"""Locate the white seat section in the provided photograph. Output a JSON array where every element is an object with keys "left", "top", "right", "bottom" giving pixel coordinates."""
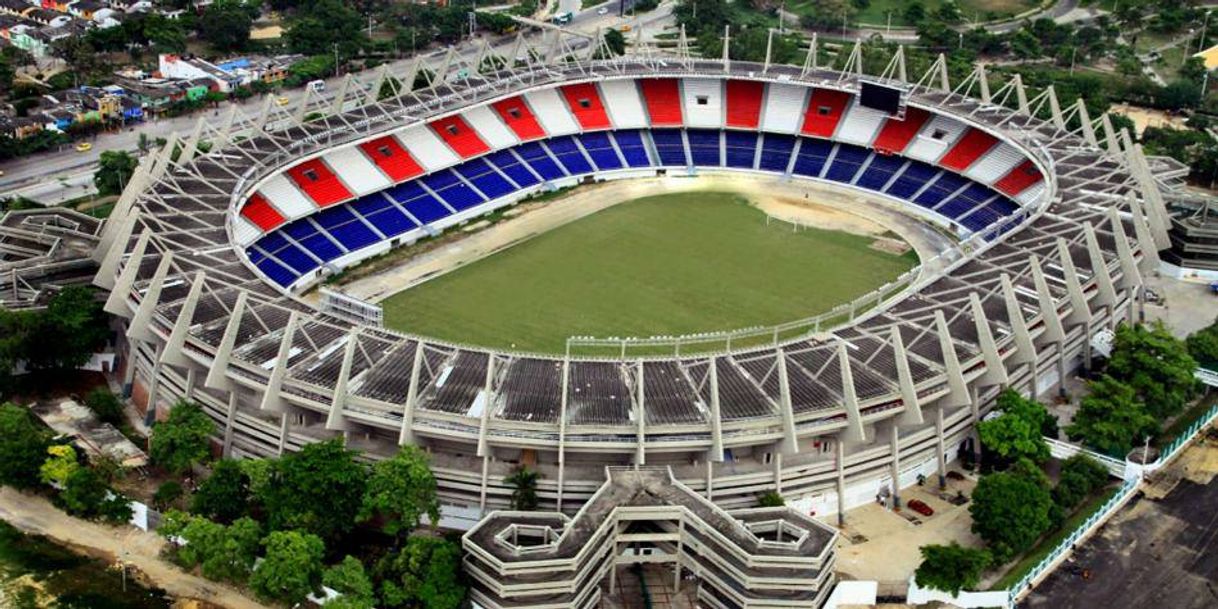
[
  {"left": 904, "top": 114, "right": 968, "bottom": 164},
  {"left": 259, "top": 174, "right": 314, "bottom": 219},
  {"left": 760, "top": 83, "right": 807, "bottom": 134},
  {"left": 599, "top": 79, "right": 648, "bottom": 129},
  {"left": 394, "top": 125, "right": 459, "bottom": 172},
  {"left": 1015, "top": 181, "right": 1046, "bottom": 206},
  {"left": 463, "top": 104, "right": 519, "bottom": 150},
  {"left": 963, "top": 142, "right": 1025, "bottom": 184},
  {"left": 525, "top": 88, "right": 580, "bottom": 136},
  {"left": 835, "top": 100, "right": 888, "bottom": 146},
  {"left": 233, "top": 217, "right": 262, "bottom": 247},
  {"left": 681, "top": 78, "right": 723, "bottom": 129},
  {"left": 325, "top": 146, "right": 391, "bottom": 196}
]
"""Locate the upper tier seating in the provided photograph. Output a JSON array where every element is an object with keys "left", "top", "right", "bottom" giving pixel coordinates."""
[
  {"left": 491, "top": 97, "right": 547, "bottom": 141},
  {"left": 904, "top": 114, "right": 968, "bottom": 164},
  {"left": 801, "top": 89, "right": 851, "bottom": 138},
  {"left": 561, "top": 83, "right": 612, "bottom": 130},
  {"left": 913, "top": 171, "right": 969, "bottom": 209},
  {"left": 429, "top": 115, "right": 490, "bottom": 158},
  {"left": 872, "top": 107, "right": 931, "bottom": 155},
  {"left": 994, "top": 160, "right": 1043, "bottom": 196},
  {"left": 314, "top": 205, "right": 381, "bottom": 251},
  {"left": 396, "top": 125, "right": 459, "bottom": 171},
  {"left": 938, "top": 128, "right": 999, "bottom": 172},
  {"left": 462, "top": 105, "right": 519, "bottom": 150},
  {"left": 835, "top": 101, "right": 889, "bottom": 146},
  {"left": 651, "top": 129, "right": 689, "bottom": 166},
  {"left": 351, "top": 193, "right": 418, "bottom": 238},
  {"left": 761, "top": 83, "right": 807, "bottom": 134},
  {"left": 682, "top": 79, "right": 723, "bottom": 129},
  {"left": 600, "top": 79, "right": 649, "bottom": 129},
  {"left": 257, "top": 174, "right": 315, "bottom": 219},
  {"left": 725, "top": 80, "right": 764, "bottom": 129},
  {"left": 286, "top": 159, "right": 353, "bottom": 207},
  {"left": 1015, "top": 181, "right": 1046, "bottom": 206},
  {"left": 639, "top": 79, "right": 683, "bottom": 126},
  {"left": 387, "top": 182, "right": 450, "bottom": 224},
  {"left": 359, "top": 136, "right": 424, "bottom": 183},
  {"left": 280, "top": 217, "right": 342, "bottom": 264},
  {"left": 687, "top": 129, "right": 722, "bottom": 166},
  {"left": 240, "top": 193, "right": 286, "bottom": 232},
  {"left": 526, "top": 88, "right": 582, "bottom": 136},
  {"left": 325, "top": 146, "right": 391, "bottom": 196},
  {"left": 724, "top": 131, "right": 758, "bottom": 168}
]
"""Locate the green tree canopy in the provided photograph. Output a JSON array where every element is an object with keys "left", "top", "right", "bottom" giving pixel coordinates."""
[
  {"left": 149, "top": 400, "right": 215, "bottom": 474},
  {"left": 160, "top": 511, "right": 261, "bottom": 583},
  {"left": 1066, "top": 375, "right": 1158, "bottom": 456},
  {"left": 190, "top": 458, "right": 252, "bottom": 524},
  {"left": 93, "top": 150, "right": 138, "bottom": 197},
  {"left": 504, "top": 465, "right": 540, "bottom": 511},
  {"left": 0, "top": 403, "right": 54, "bottom": 488},
  {"left": 58, "top": 467, "right": 133, "bottom": 524},
  {"left": 969, "top": 470, "right": 1053, "bottom": 561},
  {"left": 258, "top": 438, "right": 365, "bottom": 542},
  {"left": 40, "top": 445, "right": 81, "bottom": 488},
  {"left": 84, "top": 387, "right": 124, "bottom": 426},
  {"left": 1053, "top": 454, "right": 1110, "bottom": 511},
  {"left": 914, "top": 542, "right": 991, "bottom": 595},
  {"left": 198, "top": 0, "right": 256, "bottom": 52},
  {"left": 358, "top": 446, "right": 440, "bottom": 537},
  {"left": 978, "top": 407, "right": 1049, "bottom": 465},
  {"left": 323, "top": 555, "right": 375, "bottom": 603},
  {"left": 376, "top": 536, "right": 465, "bottom": 609},
  {"left": 1187, "top": 317, "right": 1218, "bottom": 369},
  {"left": 20, "top": 286, "right": 110, "bottom": 373},
  {"left": 286, "top": 0, "right": 365, "bottom": 57},
  {"left": 1106, "top": 322, "right": 1198, "bottom": 419},
  {"left": 250, "top": 530, "right": 326, "bottom": 605}
]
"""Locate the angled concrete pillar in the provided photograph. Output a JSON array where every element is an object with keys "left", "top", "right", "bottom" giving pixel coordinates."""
[
  {"left": 1107, "top": 207, "right": 1142, "bottom": 291},
  {"left": 94, "top": 168, "right": 147, "bottom": 265},
  {"left": 1128, "top": 197, "right": 1162, "bottom": 271},
  {"left": 934, "top": 311, "right": 970, "bottom": 409},
  {"left": 970, "top": 292, "right": 1008, "bottom": 387},
  {"left": 126, "top": 251, "right": 174, "bottom": 343},
  {"left": 221, "top": 391, "right": 239, "bottom": 456},
  {"left": 635, "top": 360, "right": 646, "bottom": 466},
  {"left": 276, "top": 412, "right": 291, "bottom": 456},
  {"left": 1100, "top": 113, "right": 1121, "bottom": 158},
  {"left": 476, "top": 354, "right": 497, "bottom": 457},
  {"left": 176, "top": 117, "right": 206, "bottom": 166},
  {"left": 259, "top": 311, "right": 299, "bottom": 413},
  {"left": 397, "top": 342, "right": 426, "bottom": 446},
  {"left": 838, "top": 342, "right": 866, "bottom": 444},
  {"left": 707, "top": 358, "right": 725, "bottom": 463},
  {"left": 892, "top": 326, "right": 923, "bottom": 426},
  {"left": 835, "top": 439, "right": 847, "bottom": 526},
  {"left": 1075, "top": 99, "right": 1099, "bottom": 148},
  {"left": 889, "top": 424, "right": 901, "bottom": 509},
  {"left": 775, "top": 349, "right": 799, "bottom": 455},
  {"left": 1084, "top": 223, "right": 1118, "bottom": 311},
  {"left": 204, "top": 291, "right": 248, "bottom": 391},
  {"left": 935, "top": 407, "right": 947, "bottom": 489},
  {"left": 325, "top": 331, "right": 359, "bottom": 432},
  {"left": 103, "top": 229, "right": 149, "bottom": 315},
  {"left": 556, "top": 358, "right": 570, "bottom": 510},
  {"left": 1056, "top": 238, "right": 1092, "bottom": 328},
  {"left": 160, "top": 271, "right": 206, "bottom": 367},
  {"left": 1000, "top": 274, "right": 1038, "bottom": 373},
  {"left": 95, "top": 208, "right": 141, "bottom": 286},
  {"left": 1030, "top": 257, "right": 1066, "bottom": 344}
]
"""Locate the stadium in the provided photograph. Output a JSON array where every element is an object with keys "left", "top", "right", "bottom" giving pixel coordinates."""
[{"left": 82, "top": 29, "right": 1183, "bottom": 608}]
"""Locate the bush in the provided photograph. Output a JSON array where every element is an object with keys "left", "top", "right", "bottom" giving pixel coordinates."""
[
  {"left": 0, "top": 403, "right": 54, "bottom": 489},
  {"left": 154, "top": 480, "right": 184, "bottom": 510},
  {"left": 58, "top": 467, "right": 132, "bottom": 524},
  {"left": 757, "top": 491, "right": 785, "bottom": 507},
  {"left": 84, "top": 388, "right": 124, "bottom": 426},
  {"left": 915, "top": 543, "right": 991, "bottom": 595}
]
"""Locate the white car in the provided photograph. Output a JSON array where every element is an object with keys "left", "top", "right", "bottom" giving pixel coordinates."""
[{"left": 597, "top": 7, "right": 608, "bottom": 15}]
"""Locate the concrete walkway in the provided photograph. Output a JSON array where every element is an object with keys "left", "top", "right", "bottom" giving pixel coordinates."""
[{"left": 0, "top": 487, "right": 269, "bottom": 609}]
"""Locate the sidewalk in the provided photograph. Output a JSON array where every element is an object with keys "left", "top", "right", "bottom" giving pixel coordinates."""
[{"left": 0, "top": 487, "right": 269, "bottom": 609}]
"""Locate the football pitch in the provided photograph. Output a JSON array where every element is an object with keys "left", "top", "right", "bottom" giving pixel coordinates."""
[{"left": 380, "top": 192, "right": 918, "bottom": 353}]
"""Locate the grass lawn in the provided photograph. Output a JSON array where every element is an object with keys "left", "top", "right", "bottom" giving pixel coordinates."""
[
  {"left": 1153, "top": 390, "right": 1218, "bottom": 448},
  {"left": 380, "top": 192, "right": 917, "bottom": 353},
  {"left": 990, "top": 484, "right": 1122, "bottom": 590}
]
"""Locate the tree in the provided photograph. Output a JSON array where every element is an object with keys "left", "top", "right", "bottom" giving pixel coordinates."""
[
  {"left": 198, "top": 0, "right": 254, "bottom": 52},
  {"left": 969, "top": 471, "right": 1053, "bottom": 561},
  {"left": 286, "top": 0, "right": 364, "bottom": 57},
  {"left": 1187, "top": 317, "right": 1218, "bottom": 368},
  {"left": 161, "top": 511, "right": 261, "bottom": 583},
  {"left": 504, "top": 466, "right": 540, "bottom": 511},
  {"left": 93, "top": 150, "right": 138, "bottom": 197},
  {"left": 84, "top": 387, "right": 124, "bottom": 426},
  {"left": 603, "top": 29, "right": 626, "bottom": 57},
  {"left": 258, "top": 438, "right": 365, "bottom": 542},
  {"left": 377, "top": 536, "right": 465, "bottom": 609},
  {"left": 191, "top": 459, "right": 251, "bottom": 523},
  {"left": 0, "top": 403, "right": 54, "bottom": 489},
  {"left": 757, "top": 491, "right": 785, "bottom": 507},
  {"left": 1066, "top": 375, "right": 1159, "bottom": 456},
  {"left": 798, "top": 0, "right": 858, "bottom": 30},
  {"left": 250, "top": 530, "right": 326, "bottom": 605},
  {"left": 40, "top": 445, "right": 82, "bottom": 487},
  {"left": 21, "top": 286, "right": 110, "bottom": 373},
  {"left": 1106, "top": 322, "right": 1199, "bottom": 419},
  {"left": 153, "top": 480, "right": 184, "bottom": 510},
  {"left": 358, "top": 446, "right": 440, "bottom": 537},
  {"left": 323, "top": 555, "right": 375, "bottom": 603},
  {"left": 914, "top": 543, "right": 991, "bottom": 595},
  {"left": 1053, "top": 454, "right": 1110, "bottom": 511},
  {"left": 58, "top": 467, "right": 133, "bottom": 524},
  {"left": 149, "top": 400, "right": 215, "bottom": 474}
]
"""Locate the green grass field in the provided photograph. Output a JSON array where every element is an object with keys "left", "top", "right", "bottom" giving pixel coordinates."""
[{"left": 380, "top": 192, "right": 917, "bottom": 353}]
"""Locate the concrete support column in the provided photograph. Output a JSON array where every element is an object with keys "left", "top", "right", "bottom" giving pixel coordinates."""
[
  {"left": 835, "top": 439, "right": 847, "bottom": 526},
  {"left": 776, "top": 349, "right": 798, "bottom": 454},
  {"left": 222, "top": 391, "right": 238, "bottom": 456},
  {"left": 276, "top": 412, "right": 290, "bottom": 456},
  {"left": 204, "top": 292, "right": 248, "bottom": 391},
  {"left": 935, "top": 408, "right": 947, "bottom": 489},
  {"left": 127, "top": 251, "right": 173, "bottom": 341},
  {"left": 479, "top": 455, "right": 490, "bottom": 511},
  {"left": 889, "top": 424, "right": 901, "bottom": 509},
  {"left": 892, "top": 326, "right": 923, "bottom": 426},
  {"left": 705, "top": 461, "right": 714, "bottom": 501},
  {"left": 773, "top": 451, "right": 783, "bottom": 495},
  {"left": 838, "top": 342, "right": 866, "bottom": 443},
  {"left": 398, "top": 342, "right": 426, "bottom": 446},
  {"left": 145, "top": 342, "right": 164, "bottom": 416},
  {"left": 634, "top": 360, "right": 645, "bottom": 467},
  {"left": 161, "top": 272, "right": 205, "bottom": 368},
  {"left": 259, "top": 312, "right": 299, "bottom": 414},
  {"left": 556, "top": 358, "right": 570, "bottom": 510},
  {"left": 708, "top": 358, "right": 725, "bottom": 462},
  {"left": 325, "top": 331, "right": 358, "bottom": 432}
]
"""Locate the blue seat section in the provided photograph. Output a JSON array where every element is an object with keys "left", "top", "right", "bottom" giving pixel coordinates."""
[
  {"left": 514, "top": 142, "right": 566, "bottom": 181},
  {"left": 989, "top": 197, "right": 1020, "bottom": 216},
  {"left": 267, "top": 240, "right": 316, "bottom": 274},
  {"left": 545, "top": 136, "right": 595, "bottom": 176},
  {"left": 651, "top": 129, "right": 688, "bottom": 166},
  {"left": 423, "top": 169, "right": 485, "bottom": 211},
  {"left": 280, "top": 216, "right": 343, "bottom": 262},
  {"left": 256, "top": 257, "right": 298, "bottom": 287},
  {"left": 316, "top": 205, "right": 380, "bottom": 251},
  {"left": 913, "top": 171, "right": 968, "bottom": 208},
  {"left": 454, "top": 158, "right": 516, "bottom": 200},
  {"left": 486, "top": 150, "right": 539, "bottom": 187},
  {"left": 256, "top": 231, "right": 289, "bottom": 254},
  {"left": 362, "top": 205, "right": 417, "bottom": 237},
  {"left": 578, "top": 132, "right": 623, "bottom": 171},
  {"left": 961, "top": 202, "right": 1005, "bottom": 231},
  {"left": 791, "top": 138, "right": 833, "bottom": 177},
  {"left": 386, "top": 182, "right": 451, "bottom": 224},
  {"left": 612, "top": 131, "right": 651, "bottom": 167},
  {"left": 687, "top": 129, "right": 721, "bottom": 166},
  {"left": 247, "top": 247, "right": 266, "bottom": 265},
  {"left": 825, "top": 145, "right": 870, "bottom": 183},
  {"left": 724, "top": 131, "right": 757, "bottom": 168},
  {"left": 855, "top": 154, "right": 904, "bottom": 191},
  {"left": 885, "top": 162, "right": 938, "bottom": 199},
  {"left": 758, "top": 134, "right": 796, "bottom": 172}
]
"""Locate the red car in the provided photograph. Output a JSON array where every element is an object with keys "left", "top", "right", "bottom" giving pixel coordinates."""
[{"left": 907, "top": 499, "right": 934, "bottom": 517}]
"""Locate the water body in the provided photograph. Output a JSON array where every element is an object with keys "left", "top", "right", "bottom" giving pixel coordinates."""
[{"left": 0, "top": 520, "right": 171, "bottom": 609}]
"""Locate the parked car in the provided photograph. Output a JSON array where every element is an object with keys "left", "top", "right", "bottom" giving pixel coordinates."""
[
  {"left": 275, "top": 96, "right": 291, "bottom": 107},
  {"left": 907, "top": 499, "right": 934, "bottom": 517},
  {"left": 75, "top": 142, "right": 92, "bottom": 153}
]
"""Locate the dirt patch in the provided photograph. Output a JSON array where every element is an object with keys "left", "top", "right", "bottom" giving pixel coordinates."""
[
  {"left": 870, "top": 238, "right": 911, "bottom": 256},
  {"left": 1109, "top": 103, "right": 1187, "bottom": 137},
  {"left": 750, "top": 195, "right": 888, "bottom": 237}
]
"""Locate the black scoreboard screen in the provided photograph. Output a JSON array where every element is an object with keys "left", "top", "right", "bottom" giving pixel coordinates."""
[{"left": 859, "top": 82, "right": 903, "bottom": 115}]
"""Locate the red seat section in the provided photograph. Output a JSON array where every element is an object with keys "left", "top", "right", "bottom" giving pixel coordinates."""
[
  {"left": 994, "top": 160, "right": 1042, "bottom": 196},
  {"left": 491, "top": 97, "right": 546, "bottom": 141},
  {"left": 939, "top": 128, "right": 999, "bottom": 171},
  {"left": 286, "top": 159, "right": 352, "bottom": 207},
  {"left": 725, "top": 80, "right": 764, "bottom": 129},
  {"left": 429, "top": 115, "right": 490, "bottom": 158},
  {"left": 359, "top": 136, "right": 423, "bottom": 183},
  {"left": 240, "top": 193, "right": 285, "bottom": 231},
  {"left": 800, "top": 89, "right": 851, "bottom": 138},
  {"left": 561, "top": 83, "right": 612, "bottom": 130},
  {"left": 872, "top": 107, "right": 931, "bottom": 154},
  {"left": 639, "top": 79, "right": 683, "bottom": 126}
]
